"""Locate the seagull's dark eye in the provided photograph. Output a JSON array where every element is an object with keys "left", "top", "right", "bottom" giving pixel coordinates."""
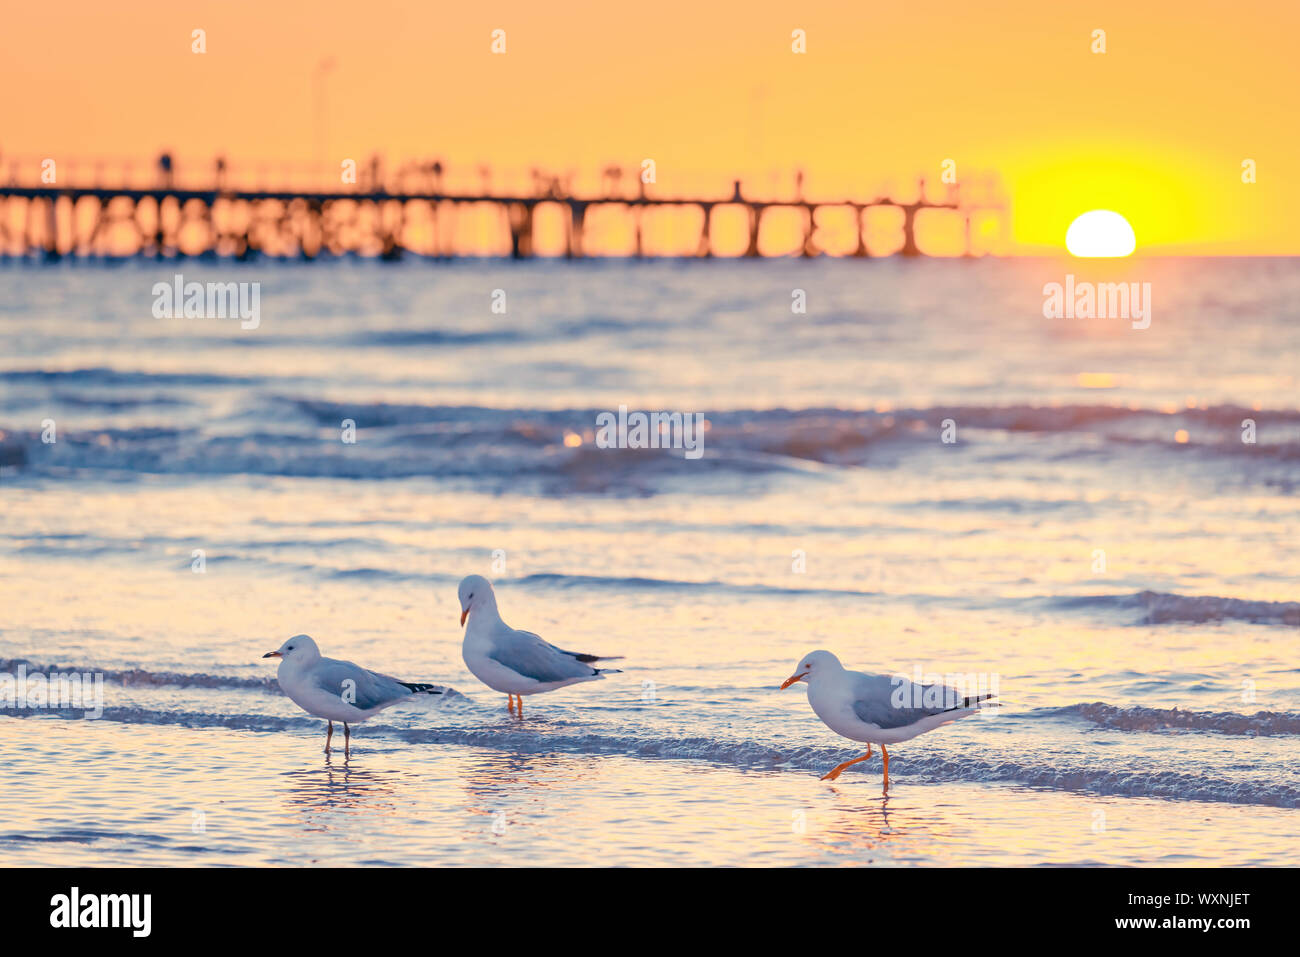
[
  {"left": 287, "top": 646, "right": 294, "bottom": 651},
  {"left": 468, "top": 593, "right": 474, "bottom": 600}
]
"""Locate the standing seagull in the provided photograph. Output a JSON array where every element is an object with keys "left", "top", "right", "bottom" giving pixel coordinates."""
[
  {"left": 262, "top": 634, "right": 444, "bottom": 754},
  {"left": 457, "top": 575, "right": 622, "bottom": 715},
  {"left": 780, "top": 650, "right": 993, "bottom": 790}
]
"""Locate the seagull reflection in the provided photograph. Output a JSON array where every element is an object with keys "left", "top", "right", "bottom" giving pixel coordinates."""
[
  {"left": 281, "top": 758, "right": 404, "bottom": 829},
  {"left": 458, "top": 750, "right": 595, "bottom": 800},
  {"left": 456, "top": 751, "right": 601, "bottom": 838},
  {"left": 799, "top": 790, "right": 962, "bottom": 861}
]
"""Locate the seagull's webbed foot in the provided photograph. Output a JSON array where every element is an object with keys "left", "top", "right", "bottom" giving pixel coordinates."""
[{"left": 820, "top": 745, "right": 873, "bottom": 781}]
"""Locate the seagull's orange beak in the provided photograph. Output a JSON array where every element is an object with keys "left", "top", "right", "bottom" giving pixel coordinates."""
[
  {"left": 780, "top": 673, "right": 805, "bottom": 689},
  {"left": 262, "top": 651, "right": 282, "bottom": 659},
  {"left": 460, "top": 609, "right": 468, "bottom": 627}
]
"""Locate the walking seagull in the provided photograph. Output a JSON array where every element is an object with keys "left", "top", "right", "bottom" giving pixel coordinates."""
[
  {"left": 457, "top": 575, "right": 622, "bottom": 715},
  {"left": 780, "top": 650, "right": 993, "bottom": 790},
  {"left": 263, "top": 634, "right": 444, "bottom": 754}
]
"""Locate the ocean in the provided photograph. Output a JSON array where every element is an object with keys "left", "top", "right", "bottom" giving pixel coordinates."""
[{"left": 1, "top": 255, "right": 1297, "bottom": 866}]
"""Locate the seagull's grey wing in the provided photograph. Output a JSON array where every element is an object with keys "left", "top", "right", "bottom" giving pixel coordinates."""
[
  {"left": 488, "top": 630, "right": 599, "bottom": 683},
  {"left": 850, "top": 674, "right": 966, "bottom": 729},
  {"left": 312, "top": 658, "right": 411, "bottom": 710}
]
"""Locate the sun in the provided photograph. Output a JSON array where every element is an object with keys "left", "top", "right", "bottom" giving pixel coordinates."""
[{"left": 1065, "top": 210, "right": 1136, "bottom": 257}]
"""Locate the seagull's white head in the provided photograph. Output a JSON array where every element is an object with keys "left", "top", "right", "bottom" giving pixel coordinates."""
[
  {"left": 263, "top": 634, "right": 320, "bottom": 664},
  {"left": 457, "top": 574, "right": 496, "bottom": 627},
  {"left": 780, "top": 650, "right": 843, "bottom": 689}
]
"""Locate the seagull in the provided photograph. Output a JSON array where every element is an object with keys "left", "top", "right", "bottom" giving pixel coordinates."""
[
  {"left": 457, "top": 574, "right": 622, "bottom": 715},
  {"left": 780, "top": 650, "right": 993, "bottom": 790},
  {"left": 262, "top": 634, "right": 444, "bottom": 754}
]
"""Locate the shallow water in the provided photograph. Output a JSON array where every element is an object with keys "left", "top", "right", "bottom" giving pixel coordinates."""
[{"left": 1, "top": 257, "right": 1297, "bottom": 865}]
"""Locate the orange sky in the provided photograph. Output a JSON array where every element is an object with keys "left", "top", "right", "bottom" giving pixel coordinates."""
[{"left": 2, "top": 0, "right": 1297, "bottom": 254}]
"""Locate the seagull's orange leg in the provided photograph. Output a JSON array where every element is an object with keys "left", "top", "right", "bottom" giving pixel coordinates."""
[
  {"left": 507, "top": 694, "right": 515, "bottom": 713},
  {"left": 325, "top": 720, "right": 333, "bottom": 754},
  {"left": 517, "top": 695, "right": 523, "bottom": 718},
  {"left": 821, "top": 744, "right": 872, "bottom": 781},
  {"left": 881, "top": 745, "right": 890, "bottom": 792}
]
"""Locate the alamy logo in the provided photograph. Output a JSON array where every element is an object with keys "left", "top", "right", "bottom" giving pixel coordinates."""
[
  {"left": 595, "top": 405, "right": 706, "bottom": 459},
  {"left": 889, "top": 667, "right": 999, "bottom": 710},
  {"left": 1, "top": 665, "right": 103, "bottom": 718},
  {"left": 50, "top": 887, "right": 151, "bottom": 937},
  {"left": 152, "top": 274, "right": 261, "bottom": 329},
  {"left": 1042, "top": 274, "right": 1151, "bottom": 329}
]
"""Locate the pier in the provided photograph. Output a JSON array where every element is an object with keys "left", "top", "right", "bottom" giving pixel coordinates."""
[{"left": 0, "top": 155, "right": 1005, "bottom": 261}]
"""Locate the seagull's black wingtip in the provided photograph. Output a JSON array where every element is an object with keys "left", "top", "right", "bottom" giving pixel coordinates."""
[{"left": 400, "top": 681, "right": 446, "bottom": 695}]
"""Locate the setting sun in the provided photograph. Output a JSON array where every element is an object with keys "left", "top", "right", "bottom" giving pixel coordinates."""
[{"left": 1066, "top": 210, "right": 1137, "bottom": 257}]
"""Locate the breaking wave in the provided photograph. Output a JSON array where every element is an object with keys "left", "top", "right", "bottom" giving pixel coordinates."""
[
  {"left": 7, "top": 699, "right": 1297, "bottom": 808},
  {"left": 3, "top": 400, "right": 1298, "bottom": 488},
  {"left": 1053, "top": 590, "right": 1300, "bottom": 626},
  {"left": 1054, "top": 702, "right": 1300, "bottom": 736}
]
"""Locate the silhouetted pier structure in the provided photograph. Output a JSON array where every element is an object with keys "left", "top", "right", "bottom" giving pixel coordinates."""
[{"left": 0, "top": 156, "right": 1005, "bottom": 262}]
